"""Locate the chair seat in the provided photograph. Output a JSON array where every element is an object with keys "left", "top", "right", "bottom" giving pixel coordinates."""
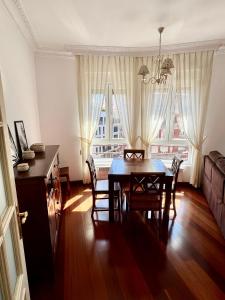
[
  {"left": 129, "top": 193, "right": 161, "bottom": 210},
  {"left": 95, "top": 180, "right": 120, "bottom": 194}
]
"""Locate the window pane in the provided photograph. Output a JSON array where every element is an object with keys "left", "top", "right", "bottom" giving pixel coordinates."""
[
  {"left": 171, "top": 99, "right": 186, "bottom": 139},
  {"left": 155, "top": 119, "right": 166, "bottom": 139},
  {"left": 95, "top": 97, "right": 106, "bottom": 139},
  {"left": 5, "top": 223, "right": 18, "bottom": 295},
  {"left": 91, "top": 143, "right": 127, "bottom": 158},
  {"left": 111, "top": 95, "right": 124, "bottom": 139},
  {"left": 150, "top": 144, "right": 189, "bottom": 160},
  {"left": 0, "top": 130, "right": 7, "bottom": 216}
]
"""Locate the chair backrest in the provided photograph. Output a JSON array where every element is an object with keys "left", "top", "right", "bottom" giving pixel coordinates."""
[
  {"left": 171, "top": 156, "right": 183, "bottom": 191},
  {"left": 130, "top": 172, "right": 165, "bottom": 209},
  {"left": 124, "top": 149, "right": 145, "bottom": 160},
  {"left": 86, "top": 155, "right": 97, "bottom": 191}
]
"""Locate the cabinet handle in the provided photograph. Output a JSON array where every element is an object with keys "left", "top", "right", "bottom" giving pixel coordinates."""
[{"left": 19, "top": 211, "right": 29, "bottom": 224}]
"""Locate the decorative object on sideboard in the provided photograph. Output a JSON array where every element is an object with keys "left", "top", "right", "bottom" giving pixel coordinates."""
[
  {"left": 14, "top": 120, "right": 29, "bottom": 157},
  {"left": 8, "top": 125, "right": 20, "bottom": 166},
  {"left": 22, "top": 150, "right": 35, "bottom": 160},
  {"left": 17, "top": 163, "right": 29, "bottom": 172},
  {"left": 30, "top": 143, "right": 45, "bottom": 153}
]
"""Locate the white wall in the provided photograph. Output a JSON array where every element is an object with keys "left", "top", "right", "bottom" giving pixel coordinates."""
[
  {"left": 0, "top": 1, "right": 41, "bottom": 143},
  {"left": 35, "top": 54, "right": 82, "bottom": 180},
  {"left": 204, "top": 52, "right": 225, "bottom": 156}
]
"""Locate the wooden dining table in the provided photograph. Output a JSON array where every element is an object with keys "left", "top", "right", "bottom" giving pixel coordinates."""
[{"left": 108, "top": 158, "right": 173, "bottom": 222}]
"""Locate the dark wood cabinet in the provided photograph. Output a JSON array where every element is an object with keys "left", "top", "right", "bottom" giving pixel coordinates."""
[{"left": 14, "top": 145, "right": 62, "bottom": 282}]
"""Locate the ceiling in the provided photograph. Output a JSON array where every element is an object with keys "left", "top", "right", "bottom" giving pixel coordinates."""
[{"left": 16, "top": 0, "right": 225, "bottom": 52}]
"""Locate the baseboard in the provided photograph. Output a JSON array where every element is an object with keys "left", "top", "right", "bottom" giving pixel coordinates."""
[
  {"left": 70, "top": 180, "right": 83, "bottom": 186},
  {"left": 177, "top": 182, "right": 191, "bottom": 188}
]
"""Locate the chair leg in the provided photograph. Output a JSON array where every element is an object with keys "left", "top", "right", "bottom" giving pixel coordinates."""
[
  {"left": 66, "top": 174, "right": 71, "bottom": 195},
  {"left": 125, "top": 194, "right": 129, "bottom": 212},
  {"left": 91, "top": 196, "right": 96, "bottom": 218},
  {"left": 172, "top": 191, "right": 177, "bottom": 217},
  {"left": 159, "top": 209, "right": 162, "bottom": 224}
]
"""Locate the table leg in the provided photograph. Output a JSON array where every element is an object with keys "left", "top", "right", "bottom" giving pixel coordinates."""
[
  {"left": 163, "top": 179, "right": 172, "bottom": 220},
  {"left": 108, "top": 176, "right": 114, "bottom": 222}
]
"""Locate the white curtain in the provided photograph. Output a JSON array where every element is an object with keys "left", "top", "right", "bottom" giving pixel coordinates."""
[
  {"left": 77, "top": 55, "right": 110, "bottom": 183},
  {"left": 137, "top": 56, "right": 173, "bottom": 158},
  {"left": 110, "top": 56, "right": 138, "bottom": 147},
  {"left": 175, "top": 51, "right": 214, "bottom": 187}
]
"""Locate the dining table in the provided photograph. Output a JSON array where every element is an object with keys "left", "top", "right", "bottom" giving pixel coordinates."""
[{"left": 108, "top": 158, "right": 173, "bottom": 222}]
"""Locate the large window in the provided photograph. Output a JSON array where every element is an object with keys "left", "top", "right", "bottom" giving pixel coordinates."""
[
  {"left": 92, "top": 86, "right": 190, "bottom": 162},
  {"left": 91, "top": 84, "right": 127, "bottom": 159},
  {"left": 150, "top": 92, "right": 189, "bottom": 161}
]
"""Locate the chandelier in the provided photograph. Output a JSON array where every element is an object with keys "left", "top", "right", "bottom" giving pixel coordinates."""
[{"left": 138, "top": 27, "right": 174, "bottom": 84}]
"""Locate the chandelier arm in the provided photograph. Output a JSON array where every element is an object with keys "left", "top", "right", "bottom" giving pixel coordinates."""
[
  {"left": 142, "top": 76, "right": 159, "bottom": 84},
  {"left": 137, "top": 27, "right": 173, "bottom": 85}
]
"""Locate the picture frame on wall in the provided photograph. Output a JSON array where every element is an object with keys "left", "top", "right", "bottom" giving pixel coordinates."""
[
  {"left": 14, "top": 120, "right": 29, "bottom": 157},
  {"left": 8, "top": 125, "right": 20, "bottom": 166}
]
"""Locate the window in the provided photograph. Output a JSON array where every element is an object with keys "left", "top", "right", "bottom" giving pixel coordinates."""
[
  {"left": 91, "top": 84, "right": 127, "bottom": 159},
  {"left": 92, "top": 85, "right": 189, "bottom": 162},
  {"left": 150, "top": 92, "right": 190, "bottom": 161}
]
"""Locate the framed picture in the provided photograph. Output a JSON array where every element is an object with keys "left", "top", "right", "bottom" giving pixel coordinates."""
[
  {"left": 14, "top": 120, "right": 29, "bottom": 156},
  {"left": 8, "top": 126, "right": 20, "bottom": 166}
]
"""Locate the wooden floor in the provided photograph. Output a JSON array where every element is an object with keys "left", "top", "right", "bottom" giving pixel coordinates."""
[{"left": 30, "top": 183, "right": 225, "bottom": 300}]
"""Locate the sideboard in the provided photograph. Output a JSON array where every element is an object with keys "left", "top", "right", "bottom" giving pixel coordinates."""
[{"left": 14, "top": 145, "right": 62, "bottom": 282}]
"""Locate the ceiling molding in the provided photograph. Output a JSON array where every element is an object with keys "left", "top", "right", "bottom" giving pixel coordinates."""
[
  {"left": 35, "top": 48, "right": 74, "bottom": 59},
  {"left": 64, "top": 39, "right": 225, "bottom": 56},
  {"left": 2, "top": 0, "right": 37, "bottom": 48},
  {"left": 35, "top": 40, "right": 225, "bottom": 58}
]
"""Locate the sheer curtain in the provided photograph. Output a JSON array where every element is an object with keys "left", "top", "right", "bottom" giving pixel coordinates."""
[
  {"left": 77, "top": 55, "right": 110, "bottom": 183},
  {"left": 137, "top": 56, "right": 173, "bottom": 158},
  {"left": 175, "top": 51, "right": 214, "bottom": 187},
  {"left": 110, "top": 56, "right": 138, "bottom": 148}
]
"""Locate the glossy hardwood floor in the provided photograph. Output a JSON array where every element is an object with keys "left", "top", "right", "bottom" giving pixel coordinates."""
[{"left": 31, "top": 183, "right": 225, "bottom": 300}]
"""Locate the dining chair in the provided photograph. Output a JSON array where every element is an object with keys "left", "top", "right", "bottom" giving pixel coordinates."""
[
  {"left": 122, "top": 149, "right": 145, "bottom": 210},
  {"left": 124, "top": 149, "right": 145, "bottom": 160},
  {"left": 168, "top": 156, "right": 184, "bottom": 216},
  {"left": 86, "top": 155, "right": 121, "bottom": 218},
  {"left": 127, "top": 172, "right": 165, "bottom": 223}
]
